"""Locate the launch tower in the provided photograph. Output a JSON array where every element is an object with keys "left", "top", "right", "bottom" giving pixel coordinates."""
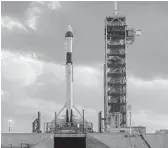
[{"left": 104, "top": 2, "right": 141, "bottom": 130}]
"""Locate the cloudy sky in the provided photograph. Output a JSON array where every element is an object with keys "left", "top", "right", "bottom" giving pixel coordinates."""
[{"left": 1, "top": 1, "right": 168, "bottom": 133}]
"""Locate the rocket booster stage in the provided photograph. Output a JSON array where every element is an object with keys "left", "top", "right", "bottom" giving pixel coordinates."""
[{"left": 65, "top": 25, "right": 73, "bottom": 124}]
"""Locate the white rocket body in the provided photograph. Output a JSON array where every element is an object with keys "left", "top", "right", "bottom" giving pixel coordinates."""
[
  {"left": 55, "top": 26, "right": 84, "bottom": 128},
  {"left": 65, "top": 25, "right": 73, "bottom": 123}
]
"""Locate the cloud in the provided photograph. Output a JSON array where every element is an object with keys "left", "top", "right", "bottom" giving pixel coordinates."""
[
  {"left": 1, "top": 50, "right": 100, "bottom": 132},
  {"left": 1, "top": 1, "right": 61, "bottom": 32},
  {"left": 36, "top": 1, "right": 61, "bottom": 10},
  {"left": 1, "top": 89, "right": 10, "bottom": 102},
  {"left": 1, "top": 1, "right": 168, "bottom": 81},
  {"left": 128, "top": 76, "right": 168, "bottom": 115},
  {"left": 25, "top": 6, "right": 41, "bottom": 30},
  {"left": 128, "top": 76, "right": 168, "bottom": 90},
  {"left": 127, "top": 76, "right": 168, "bottom": 132},
  {"left": 1, "top": 50, "right": 43, "bottom": 85},
  {"left": 74, "top": 66, "right": 102, "bottom": 89},
  {"left": 25, "top": 1, "right": 61, "bottom": 30},
  {"left": 1, "top": 1, "right": 63, "bottom": 68},
  {"left": 1, "top": 16, "right": 27, "bottom": 32},
  {"left": 2, "top": 49, "right": 168, "bottom": 133},
  {"left": 47, "top": 1, "right": 61, "bottom": 10},
  {"left": 132, "top": 110, "right": 168, "bottom": 133}
]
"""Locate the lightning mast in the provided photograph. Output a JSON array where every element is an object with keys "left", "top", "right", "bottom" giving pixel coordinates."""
[
  {"left": 8, "top": 117, "right": 13, "bottom": 147},
  {"left": 8, "top": 117, "right": 12, "bottom": 133},
  {"left": 104, "top": 1, "right": 141, "bottom": 130}
]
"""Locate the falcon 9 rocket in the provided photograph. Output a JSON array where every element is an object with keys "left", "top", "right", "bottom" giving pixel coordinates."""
[{"left": 65, "top": 25, "right": 73, "bottom": 125}]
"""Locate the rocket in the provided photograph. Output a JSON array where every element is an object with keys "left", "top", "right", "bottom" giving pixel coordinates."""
[
  {"left": 65, "top": 25, "right": 73, "bottom": 125},
  {"left": 56, "top": 25, "right": 82, "bottom": 127}
]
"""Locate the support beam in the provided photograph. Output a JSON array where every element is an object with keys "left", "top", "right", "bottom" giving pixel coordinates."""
[
  {"left": 38, "top": 111, "right": 41, "bottom": 133},
  {"left": 83, "top": 109, "right": 85, "bottom": 133},
  {"left": 55, "top": 112, "right": 57, "bottom": 134},
  {"left": 98, "top": 111, "right": 102, "bottom": 133}
]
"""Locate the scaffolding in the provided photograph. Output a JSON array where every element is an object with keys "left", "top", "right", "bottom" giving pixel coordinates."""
[{"left": 104, "top": 10, "right": 141, "bottom": 130}]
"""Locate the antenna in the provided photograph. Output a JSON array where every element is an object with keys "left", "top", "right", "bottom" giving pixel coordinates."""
[{"left": 114, "top": 1, "right": 118, "bottom": 15}]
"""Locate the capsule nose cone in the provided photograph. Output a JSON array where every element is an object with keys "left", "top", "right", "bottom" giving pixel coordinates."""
[
  {"left": 65, "top": 25, "right": 73, "bottom": 38},
  {"left": 67, "top": 25, "right": 72, "bottom": 32}
]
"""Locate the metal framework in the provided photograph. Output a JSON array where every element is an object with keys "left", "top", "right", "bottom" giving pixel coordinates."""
[
  {"left": 44, "top": 111, "right": 93, "bottom": 134},
  {"left": 32, "top": 112, "right": 41, "bottom": 133},
  {"left": 104, "top": 15, "right": 140, "bottom": 130}
]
